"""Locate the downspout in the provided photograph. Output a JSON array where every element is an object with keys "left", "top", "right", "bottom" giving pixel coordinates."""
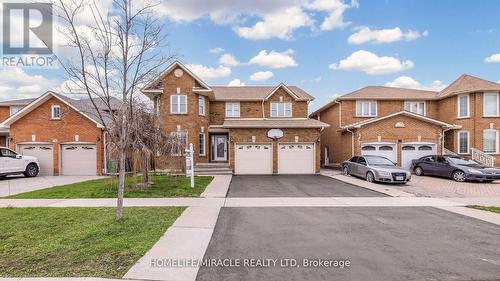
[
  {"left": 346, "top": 127, "right": 355, "bottom": 157},
  {"left": 334, "top": 100, "right": 342, "bottom": 127},
  {"left": 261, "top": 99, "right": 266, "bottom": 119}
]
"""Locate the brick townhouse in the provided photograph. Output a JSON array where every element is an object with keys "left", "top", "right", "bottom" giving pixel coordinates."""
[
  {"left": 142, "top": 61, "right": 329, "bottom": 174},
  {"left": 310, "top": 74, "right": 500, "bottom": 169}
]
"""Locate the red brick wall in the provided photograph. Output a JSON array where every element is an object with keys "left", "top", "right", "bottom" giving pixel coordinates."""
[{"left": 0, "top": 106, "right": 10, "bottom": 123}]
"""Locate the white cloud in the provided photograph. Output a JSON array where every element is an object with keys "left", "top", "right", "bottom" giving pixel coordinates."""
[
  {"left": 219, "top": 53, "right": 240, "bottom": 66},
  {"left": 348, "top": 27, "right": 429, "bottom": 44},
  {"left": 485, "top": 53, "right": 500, "bottom": 63},
  {"left": 0, "top": 67, "right": 59, "bottom": 100},
  {"left": 250, "top": 71, "right": 274, "bottom": 81},
  {"left": 186, "top": 64, "right": 231, "bottom": 80},
  {"left": 227, "top": 79, "right": 246, "bottom": 86},
  {"left": 236, "top": 7, "right": 312, "bottom": 40},
  {"left": 329, "top": 50, "right": 414, "bottom": 75},
  {"left": 249, "top": 49, "right": 298, "bottom": 68},
  {"left": 385, "top": 76, "right": 447, "bottom": 91},
  {"left": 301, "top": 76, "right": 322, "bottom": 83},
  {"left": 209, "top": 47, "right": 225, "bottom": 54},
  {"left": 306, "top": 0, "right": 358, "bottom": 31}
]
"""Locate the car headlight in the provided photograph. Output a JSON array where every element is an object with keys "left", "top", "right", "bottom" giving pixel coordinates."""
[
  {"left": 378, "top": 171, "right": 391, "bottom": 177},
  {"left": 468, "top": 168, "right": 483, "bottom": 174}
]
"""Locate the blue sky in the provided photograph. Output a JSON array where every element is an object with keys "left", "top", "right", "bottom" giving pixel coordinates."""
[{"left": 2, "top": 0, "right": 500, "bottom": 111}]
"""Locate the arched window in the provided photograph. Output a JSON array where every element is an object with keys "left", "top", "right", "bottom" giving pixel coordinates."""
[
  {"left": 362, "top": 145, "right": 376, "bottom": 151},
  {"left": 379, "top": 146, "right": 393, "bottom": 151},
  {"left": 402, "top": 145, "right": 415, "bottom": 150},
  {"left": 418, "top": 145, "right": 433, "bottom": 151}
]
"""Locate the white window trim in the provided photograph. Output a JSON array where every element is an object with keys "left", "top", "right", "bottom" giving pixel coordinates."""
[
  {"left": 171, "top": 131, "right": 188, "bottom": 156},
  {"left": 199, "top": 133, "right": 206, "bottom": 156},
  {"left": 51, "top": 105, "right": 61, "bottom": 120},
  {"left": 198, "top": 96, "right": 206, "bottom": 116},
  {"left": 170, "top": 95, "right": 187, "bottom": 114},
  {"left": 457, "top": 94, "right": 470, "bottom": 118},
  {"left": 483, "top": 92, "right": 499, "bottom": 117},
  {"left": 404, "top": 101, "right": 426, "bottom": 116},
  {"left": 355, "top": 100, "right": 377, "bottom": 117},
  {"left": 483, "top": 129, "right": 499, "bottom": 154},
  {"left": 9, "top": 105, "right": 23, "bottom": 116},
  {"left": 225, "top": 102, "right": 240, "bottom": 118},
  {"left": 270, "top": 102, "right": 293, "bottom": 117},
  {"left": 457, "top": 130, "right": 470, "bottom": 155}
]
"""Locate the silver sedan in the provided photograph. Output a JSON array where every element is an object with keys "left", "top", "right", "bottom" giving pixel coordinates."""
[{"left": 342, "top": 155, "right": 411, "bottom": 184}]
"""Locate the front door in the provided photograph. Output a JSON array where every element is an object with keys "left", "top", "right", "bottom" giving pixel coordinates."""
[{"left": 213, "top": 135, "right": 227, "bottom": 161}]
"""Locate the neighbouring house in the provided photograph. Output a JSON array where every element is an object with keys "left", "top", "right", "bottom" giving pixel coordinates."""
[
  {"left": 0, "top": 91, "right": 117, "bottom": 176},
  {"left": 142, "top": 61, "right": 329, "bottom": 175},
  {"left": 310, "top": 74, "right": 500, "bottom": 169}
]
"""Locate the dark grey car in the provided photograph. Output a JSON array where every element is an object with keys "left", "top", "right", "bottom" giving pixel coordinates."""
[
  {"left": 411, "top": 155, "right": 500, "bottom": 182},
  {"left": 342, "top": 155, "right": 411, "bottom": 184}
]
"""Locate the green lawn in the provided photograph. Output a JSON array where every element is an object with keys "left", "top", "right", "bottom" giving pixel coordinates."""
[
  {"left": 8, "top": 175, "right": 213, "bottom": 199},
  {"left": 469, "top": 206, "right": 500, "bottom": 214},
  {"left": 0, "top": 207, "right": 184, "bottom": 278}
]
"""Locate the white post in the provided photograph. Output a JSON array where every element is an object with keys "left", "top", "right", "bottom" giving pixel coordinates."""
[{"left": 185, "top": 143, "right": 195, "bottom": 188}]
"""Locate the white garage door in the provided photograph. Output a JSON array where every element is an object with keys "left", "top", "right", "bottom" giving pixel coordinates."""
[
  {"left": 361, "top": 143, "right": 397, "bottom": 163},
  {"left": 61, "top": 144, "right": 97, "bottom": 175},
  {"left": 235, "top": 144, "right": 272, "bottom": 175},
  {"left": 18, "top": 144, "right": 54, "bottom": 176},
  {"left": 401, "top": 143, "right": 436, "bottom": 170},
  {"left": 278, "top": 143, "right": 315, "bottom": 174}
]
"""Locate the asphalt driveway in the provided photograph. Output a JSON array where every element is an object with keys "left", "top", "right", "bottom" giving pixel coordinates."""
[
  {"left": 197, "top": 207, "right": 500, "bottom": 281},
  {"left": 227, "top": 175, "right": 385, "bottom": 197}
]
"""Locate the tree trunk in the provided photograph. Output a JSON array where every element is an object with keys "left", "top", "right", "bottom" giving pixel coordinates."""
[
  {"left": 116, "top": 147, "right": 126, "bottom": 220},
  {"left": 143, "top": 152, "right": 150, "bottom": 184}
]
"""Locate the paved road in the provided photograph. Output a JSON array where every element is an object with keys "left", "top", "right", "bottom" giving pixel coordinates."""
[
  {"left": 197, "top": 207, "right": 500, "bottom": 281},
  {"left": 228, "top": 175, "right": 386, "bottom": 197}
]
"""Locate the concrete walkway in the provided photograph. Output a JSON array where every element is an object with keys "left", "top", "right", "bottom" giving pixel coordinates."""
[
  {"left": 0, "top": 176, "right": 106, "bottom": 197},
  {"left": 200, "top": 175, "right": 231, "bottom": 198}
]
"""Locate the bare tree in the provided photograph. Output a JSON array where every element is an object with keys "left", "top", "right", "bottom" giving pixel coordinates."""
[{"left": 54, "top": 0, "right": 173, "bottom": 220}]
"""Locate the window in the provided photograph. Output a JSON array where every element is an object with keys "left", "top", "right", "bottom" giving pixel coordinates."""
[
  {"left": 419, "top": 145, "right": 433, "bottom": 151},
  {"left": 171, "top": 95, "right": 187, "bottom": 114},
  {"left": 225, "top": 102, "right": 240, "bottom": 117},
  {"left": 357, "top": 157, "right": 367, "bottom": 165},
  {"left": 51, "top": 105, "right": 61, "bottom": 119},
  {"left": 356, "top": 100, "right": 377, "bottom": 117},
  {"left": 458, "top": 131, "right": 470, "bottom": 154},
  {"left": 199, "top": 133, "right": 206, "bottom": 156},
  {"left": 379, "top": 146, "right": 393, "bottom": 151},
  {"left": 10, "top": 106, "right": 23, "bottom": 116},
  {"left": 171, "top": 131, "right": 188, "bottom": 155},
  {"left": 457, "top": 94, "right": 470, "bottom": 118},
  {"left": 0, "top": 148, "right": 17, "bottom": 158},
  {"left": 349, "top": 156, "right": 359, "bottom": 162},
  {"left": 483, "top": 92, "right": 499, "bottom": 117},
  {"left": 402, "top": 146, "right": 415, "bottom": 150},
  {"left": 361, "top": 145, "right": 376, "bottom": 151},
  {"left": 198, "top": 96, "right": 205, "bottom": 116},
  {"left": 483, "top": 129, "right": 499, "bottom": 154},
  {"left": 404, "top": 101, "right": 426, "bottom": 115},
  {"left": 155, "top": 97, "right": 161, "bottom": 115},
  {"left": 270, "top": 103, "right": 292, "bottom": 117}
]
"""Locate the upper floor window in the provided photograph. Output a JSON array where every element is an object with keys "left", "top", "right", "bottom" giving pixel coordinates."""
[
  {"left": 225, "top": 102, "right": 240, "bottom": 117},
  {"left": 356, "top": 100, "right": 377, "bottom": 117},
  {"left": 404, "top": 101, "right": 426, "bottom": 115},
  {"left": 171, "top": 95, "right": 187, "bottom": 114},
  {"left": 457, "top": 94, "right": 470, "bottom": 118},
  {"left": 483, "top": 129, "right": 499, "bottom": 154},
  {"left": 271, "top": 102, "right": 292, "bottom": 117},
  {"left": 51, "top": 105, "right": 61, "bottom": 119},
  {"left": 483, "top": 92, "right": 499, "bottom": 117},
  {"left": 10, "top": 106, "right": 23, "bottom": 116},
  {"left": 198, "top": 96, "right": 206, "bottom": 116},
  {"left": 457, "top": 131, "right": 470, "bottom": 154}
]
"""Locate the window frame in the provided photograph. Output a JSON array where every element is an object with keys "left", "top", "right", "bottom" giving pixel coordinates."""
[
  {"left": 9, "top": 105, "right": 23, "bottom": 116},
  {"left": 404, "top": 101, "right": 426, "bottom": 116},
  {"left": 170, "top": 131, "right": 188, "bottom": 156},
  {"left": 457, "top": 130, "right": 470, "bottom": 155},
  {"left": 355, "top": 100, "right": 377, "bottom": 117},
  {"left": 483, "top": 92, "right": 499, "bottom": 117},
  {"left": 199, "top": 133, "right": 206, "bottom": 156},
  {"left": 170, "top": 95, "right": 187, "bottom": 114},
  {"left": 457, "top": 94, "right": 470, "bottom": 118},
  {"left": 225, "top": 102, "right": 240, "bottom": 118},
  {"left": 51, "top": 105, "right": 61, "bottom": 120},
  {"left": 198, "top": 96, "right": 206, "bottom": 116},
  {"left": 270, "top": 102, "right": 292, "bottom": 117},
  {"left": 483, "top": 129, "right": 499, "bottom": 154}
]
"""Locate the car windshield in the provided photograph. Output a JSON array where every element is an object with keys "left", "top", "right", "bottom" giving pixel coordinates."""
[
  {"left": 366, "top": 157, "right": 394, "bottom": 166},
  {"left": 448, "top": 157, "right": 480, "bottom": 166}
]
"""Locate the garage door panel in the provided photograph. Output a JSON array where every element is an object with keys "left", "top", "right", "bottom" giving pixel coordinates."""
[
  {"left": 401, "top": 144, "right": 436, "bottom": 170},
  {"left": 361, "top": 143, "right": 397, "bottom": 163},
  {"left": 235, "top": 144, "right": 272, "bottom": 175},
  {"left": 61, "top": 144, "right": 97, "bottom": 176},
  {"left": 19, "top": 144, "right": 54, "bottom": 176},
  {"left": 278, "top": 143, "right": 315, "bottom": 174}
]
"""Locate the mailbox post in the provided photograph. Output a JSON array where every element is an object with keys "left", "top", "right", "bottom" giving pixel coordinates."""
[{"left": 185, "top": 143, "right": 194, "bottom": 188}]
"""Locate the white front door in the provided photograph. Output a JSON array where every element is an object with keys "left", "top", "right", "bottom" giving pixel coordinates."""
[
  {"left": 18, "top": 145, "right": 54, "bottom": 176},
  {"left": 401, "top": 143, "right": 436, "bottom": 170},
  {"left": 278, "top": 143, "right": 315, "bottom": 174},
  {"left": 61, "top": 144, "right": 97, "bottom": 175},
  {"left": 235, "top": 143, "right": 272, "bottom": 174},
  {"left": 213, "top": 135, "right": 227, "bottom": 161}
]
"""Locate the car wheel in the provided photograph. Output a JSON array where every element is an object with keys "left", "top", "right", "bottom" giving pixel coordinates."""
[
  {"left": 24, "top": 163, "right": 39, "bottom": 178},
  {"left": 343, "top": 166, "right": 350, "bottom": 176},
  {"left": 366, "top": 172, "right": 375, "bottom": 183},
  {"left": 451, "top": 170, "right": 466, "bottom": 182},
  {"left": 414, "top": 166, "right": 424, "bottom": 176}
]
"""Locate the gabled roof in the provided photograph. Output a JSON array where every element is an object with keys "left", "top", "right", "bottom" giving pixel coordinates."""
[
  {"left": 337, "top": 86, "right": 439, "bottom": 101},
  {"left": 222, "top": 118, "right": 329, "bottom": 128},
  {"left": 0, "top": 98, "right": 37, "bottom": 106},
  {"left": 264, "top": 83, "right": 300, "bottom": 100},
  {"left": 0, "top": 91, "right": 119, "bottom": 128},
  {"left": 438, "top": 74, "right": 500, "bottom": 98},
  {"left": 340, "top": 111, "right": 460, "bottom": 131},
  {"left": 204, "top": 85, "right": 313, "bottom": 101}
]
